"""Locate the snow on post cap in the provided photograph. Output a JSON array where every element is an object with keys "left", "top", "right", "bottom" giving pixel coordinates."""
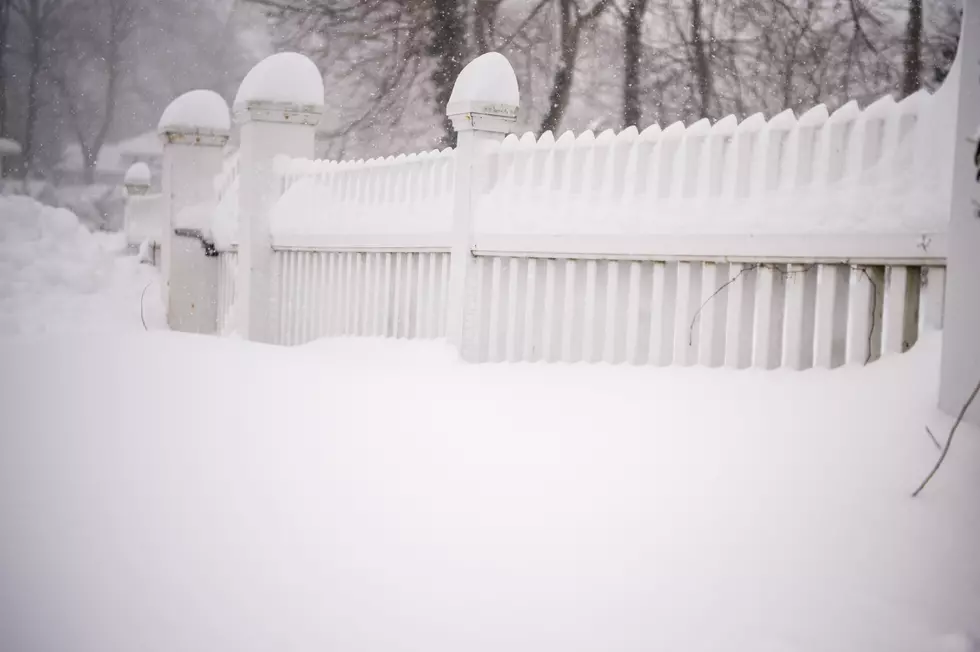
[
  {"left": 234, "top": 52, "right": 324, "bottom": 110},
  {"left": 124, "top": 162, "right": 151, "bottom": 186},
  {"left": 447, "top": 52, "right": 519, "bottom": 118},
  {"left": 0, "top": 137, "right": 22, "bottom": 156},
  {"left": 158, "top": 90, "right": 231, "bottom": 134}
]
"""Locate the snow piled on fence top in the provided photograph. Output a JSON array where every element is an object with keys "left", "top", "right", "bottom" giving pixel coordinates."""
[
  {"left": 0, "top": 194, "right": 163, "bottom": 335},
  {"left": 234, "top": 52, "right": 324, "bottom": 109},
  {"left": 124, "top": 162, "right": 151, "bottom": 185},
  {"left": 447, "top": 51, "right": 519, "bottom": 111},
  {"left": 1, "top": 329, "right": 979, "bottom": 652},
  {"left": 158, "top": 89, "right": 231, "bottom": 134}
]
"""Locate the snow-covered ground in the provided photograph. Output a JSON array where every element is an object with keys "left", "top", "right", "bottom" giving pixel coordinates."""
[{"left": 1, "top": 197, "right": 979, "bottom": 652}]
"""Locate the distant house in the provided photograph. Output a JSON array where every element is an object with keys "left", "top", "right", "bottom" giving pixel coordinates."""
[{"left": 58, "top": 131, "right": 163, "bottom": 189}]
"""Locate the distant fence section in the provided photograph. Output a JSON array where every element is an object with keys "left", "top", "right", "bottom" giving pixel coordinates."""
[{"left": 129, "top": 50, "right": 956, "bottom": 371}]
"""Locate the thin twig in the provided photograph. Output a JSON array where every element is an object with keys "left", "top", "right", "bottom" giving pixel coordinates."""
[
  {"left": 688, "top": 263, "right": 760, "bottom": 345},
  {"left": 912, "top": 376, "right": 980, "bottom": 498},
  {"left": 924, "top": 426, "right": 942, "bottom": 450}
]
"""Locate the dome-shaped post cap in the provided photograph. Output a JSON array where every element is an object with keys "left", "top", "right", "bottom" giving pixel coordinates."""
[
  {"left": 123, "top": 162, "right": 152, "bottom": 195},
  {"left": 233, "top": 52, "right": 324, "bottom": 125},
  {"left": 446, "top": 52, "right": 519, "bottom": 133},
  {"left": 158, "top": 90, "right": 231, "bottom": 146}
]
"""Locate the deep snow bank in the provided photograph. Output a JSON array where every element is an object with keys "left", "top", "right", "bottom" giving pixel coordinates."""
[
  {"left": 0, "top": 194, "right": 163, "bottom": 335},
  {"left": 0, "top": 331, "right": 978, "bottom": 652}
]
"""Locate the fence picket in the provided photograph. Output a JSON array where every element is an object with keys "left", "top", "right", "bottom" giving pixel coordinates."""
[
  {"left": 488, "top": 257, "right": 503, "bottom": 361},
  {"left": 882, "top": 266, "right": 916, "bottom": 355},
  {"left": 697, "top": 262, "right": 722, "bottom": 367},
  {"left": 583, "top": 260, "right": 598, "bottom": 362},
  {"left": 542, "top": 259, "right": 557, "bottom": 362},
  {"left": 562, "top": 260, "right": 577, "bottom": 362},
  {"left": 506, "top": 257, "right": 520, "bottom": 360},
  {"left": 919, "top": 267, "right": 945, "bottom": 333},
  {"left": 724, "top": 263, "right": 748, "bottom": 368},
  {"left": 846, "top": 266, "right": 874, "bottom": 364},
  {"left": 415, "top": 253, "right": 427, "bottom": 337},
  {"left": 603, "top": 261, "right": 619, "bottom": 363},
  {"left": 813, "top": 264, "right": 839, "bottom": 368},
  {"left": 523, "top": 259, "right": 537, "bottom": 361},
  {"left": 625, "top": 261, "right": 641, "bottom": 364},
  {"left": 781, "top": 263, "right": 808, "bottom": 369},
  {"left": 752, "top": 265, "right": 776, "bottom": 369},
  {"left": 648, "top": 262, "right": 668, "bottom": 366},
  {"left": 673, "top": 261, "right": 696, "bottom": 366}
]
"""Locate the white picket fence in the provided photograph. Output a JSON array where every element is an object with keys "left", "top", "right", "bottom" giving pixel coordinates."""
[{"left": 141, "top": 50, "right": 957, "bottom": 371}]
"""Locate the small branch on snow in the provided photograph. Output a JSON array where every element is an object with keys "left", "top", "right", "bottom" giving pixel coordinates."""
[
  {"left": 912, "top": 376, "right": 980, "bottom": 498},
  {"left": 924, "top": 425, "right": 942, "bottom": 450}
]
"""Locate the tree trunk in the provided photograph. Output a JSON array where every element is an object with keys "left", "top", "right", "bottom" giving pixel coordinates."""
[
  {"left": 690, "top": 0, "right": 712, "bottom": 119},
  {"left": 622, "top": 0, "right": 648, "bottom": 129},
  {"left": 539, "top": 0, "right": 578, "bottom": 135},
  {"left": 901, "top": 0, "right": 923, "bottom": 97},
  {"left": 427, "top": 0, "right": 466, "bottom": 147},
  {"left": 23, "top": 6, "right": 43, "bottom": 176},
  {"left": 0, "top": 0, "right": 10, "bottom": 138}
]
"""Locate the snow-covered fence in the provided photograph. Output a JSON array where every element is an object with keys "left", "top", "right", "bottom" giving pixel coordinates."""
[
  {"left": 273, "top": 250, "right": 451, "bottom": 345},
  {"left": 141, "top": 46, "right": 962, "bottom": 371}
]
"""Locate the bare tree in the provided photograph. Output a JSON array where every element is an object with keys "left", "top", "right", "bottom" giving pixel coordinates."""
[
  {"left": 0, "top": 0, "right": 12, "bottom": 137},
  {"left": 901, "top": 0, "right": 923, "bottom": 96},
  {"left": 622, "top": 0, "right": 649, "bottom": 129},
  {"left": 539, "top": 0, "right": 612, "bottom": 135},
  {"left": 10, "top": 0, "right": 64, "bottom": 174},
  {"left": 54, "top": 0, "right": 136, "bottom": 183}
]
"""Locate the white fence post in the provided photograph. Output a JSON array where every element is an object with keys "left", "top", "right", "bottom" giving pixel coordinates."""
[
  {"left": 938, "top": 2, "right": 980, "bottom": 425},
  {"left": 233, "top": 53, "right": 324, "bottom": 343},
  {"left": 158, "top": 90, "right": 230, "bottom": 333},
  {"left": 444, "top": 52, "right": 519, "bottom": 359}
]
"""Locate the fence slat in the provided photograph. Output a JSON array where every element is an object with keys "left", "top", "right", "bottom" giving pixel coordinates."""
[
  {"left": 882, "top": 265, "right": 913, "bottom": 355},
  {"left": 625, "top": 261, "right": 641, "bottom": 364},
  {"left": 488, "top": 257, "right": 503, "bottom": 361},
  {"left": 583, "top": 259, "right": 598, "bottom": 362},
  {"left": 697, "top": 262, "right": 721, "bottom": 367},
  {"left": 813, "top": 264, "right": 839, "bottom": 368},
  {"left": 523, "top": 258, "right": 537, "bottom": 361},
  {"left": 919, "top": 266, "right": 945, "bottom": 333},
  {"left": 392, "top": 253, "right": 403, "bottom": 338},
  {"left": 440, "top": 253, "right": 450, "bottom": 336},
  {"left": 846, "top": 266, "right": 874, "bottom": 364},
  {"left": 562, "top": 260, "right": 576, "bottom": 362},
  {"left": 542, "top": 259, "right": 556, "bottom": 362},
  {"left": 344, "top": 252, "right": 355, "bottom": 335},
  {"left": 781, "top": 263, "right": 808, "bottom": 369},
  {"left": 381, "top": 253, "right": 392, "bottom": 337},
  {"left": 648, "top": 262, "right": 668, "bottom": 366},
  {"left": 603, "top": 261, "right": 619, "bottom": 363},
  {"left": 724, "top": 263, "right": 747, "bottom": 368},
  {"left": 673, "top": 261, "right": 695, "bottom": 366},
  {"left": 752, "top": 265, "right": 776, "bottom": 369},
  {"left": 473, "top": 256, "right": 486, "bottom": 360},
  {"left": 506, "top": 257, "right": 520, "bottom": 360},
  {"left": 322, "top": 252, "right": 332, "bottom": 338},
  {"left": 402, "top": 253, "right": 415, "bottom": 338},
  {"left": 415, "top": 253, "right": 427, "bottom": 338},
  {"left": 354, "top": 253, "right": 365, "bottom": 335}
]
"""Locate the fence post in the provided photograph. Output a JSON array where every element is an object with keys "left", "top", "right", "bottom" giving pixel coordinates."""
[
  {"left": 444, "top": 53, "right": 519, "bottom": 359},
  {"left": 234, "top": 52, "right": 323, "bottom": 343},
  {"left": 938, "top": 2, "right": 980, "bottom": 425},
  {"left": 158, "top": 90, "right": 230, "bottom": 333}
]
